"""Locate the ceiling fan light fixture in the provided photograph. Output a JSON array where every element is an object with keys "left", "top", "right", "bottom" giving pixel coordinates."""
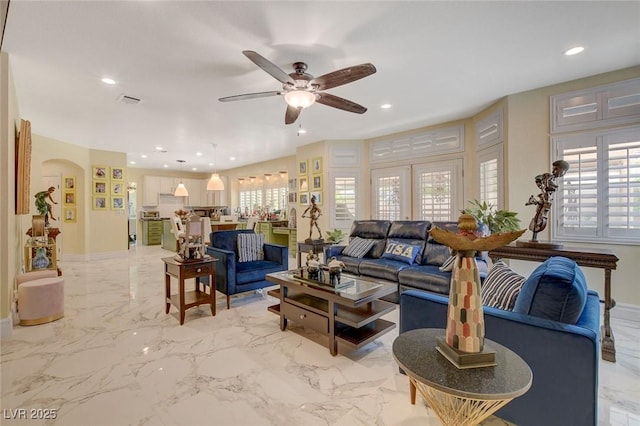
[{"left": 284, "top": 90, "right": 316, "bottom": 109}]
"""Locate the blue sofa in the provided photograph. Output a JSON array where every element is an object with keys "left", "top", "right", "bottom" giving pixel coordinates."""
[
  {"left": 399, "top": 256, "right": 600, "bottom": 426},
  {"left": 205, "top": 229, "right": 288, "bottom": 309},
  {"left": 325, "top": 220, "right": 488, "bottom": 302}
]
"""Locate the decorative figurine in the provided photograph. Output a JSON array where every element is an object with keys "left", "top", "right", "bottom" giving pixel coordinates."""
[
  {"left": 327, "top": 256, "right": 345, "bottom": 285},
  {"left": 34, "top": 186, "right": 57, "bottom": 226},
  {"left": 301, "top": 195, "right": 323, "bottom": 242},
  {"left": 519, "top": 160, "right": 569, "bottom": 248}
]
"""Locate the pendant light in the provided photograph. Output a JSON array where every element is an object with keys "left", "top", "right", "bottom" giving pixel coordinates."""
[
  {"left": 207, "top": 143, "right": 225, "bottom": 191},
  {"left": 174, "top": 160, "right": 189, "bottom": 197}
]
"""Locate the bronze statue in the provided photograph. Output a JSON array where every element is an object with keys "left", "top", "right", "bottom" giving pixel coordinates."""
[
  {"left": 524, "top": 160, "right": 569, "bottom": 242},
  {"left": 34, "top": 186, "right": 57, "bottom": 226},
  {"left": 301, "top": 195, "right": 323, "bottom": 241}
]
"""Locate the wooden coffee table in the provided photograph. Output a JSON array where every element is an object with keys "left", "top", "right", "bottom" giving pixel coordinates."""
[{"left": 266, "top": 270, "right": 397, "bottom": 356}]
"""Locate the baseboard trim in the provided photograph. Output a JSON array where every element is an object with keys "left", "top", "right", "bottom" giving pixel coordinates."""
[
  {"left": 0, "top": 314, "right": 13, "bottom": 339},
  {"left": 611, "top": 303, "right": 640, "bottom": 323},
  {"left": 61, "top": 250, "right": 128, "bottom": 262}
]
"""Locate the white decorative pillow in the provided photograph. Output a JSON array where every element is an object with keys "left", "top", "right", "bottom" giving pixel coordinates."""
[
  {"left": 237, "top": 233, "right": 265, "bottom": 262},
  {"left": 439, "top": 255, "right": 456, "bottom": 272},
  {"left": 481, "top": 260, "right": 526, "bottom": 311},
  {"left": 342, "top": 236, "right": 376, "bottom": 258}
]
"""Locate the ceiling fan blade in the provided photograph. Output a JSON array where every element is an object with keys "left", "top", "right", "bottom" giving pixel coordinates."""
[
  {"left": 310, "top": 63, "right": 376, "bottom": 91},
  {"left": 243, "top": 50, "right": 295, "bottom": 85},
  {"left": 316, "top": 93, "right": 367, "bottom": 114},
  {"left": 218, "top": 91, "right": 282, "bottom": 102},
  {"left": 285, "top": 105, "right": 302, "bottom": 125}
]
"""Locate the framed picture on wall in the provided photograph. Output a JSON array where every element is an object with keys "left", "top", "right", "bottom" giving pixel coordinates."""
[
  {"left": 311, "top": 191, "right": 322, "bottom": 205},
  {"left": 299, "top": 176, "right": 309, "bottom": 192},
  {"left": 63, "top": 191, "right": 76, "bottom": 206},
  {"left": 63, "top": 207, "right": 77, "bottom": 223},
  {"left": 93, "top": 196, "right": 108, "bottom": 210},
  {"left": 312, "top": 174, "right": 322, "bottom": 191},
  {"left": 111, "top": 167, "right": 124, "bottom": 181},
  {"left": 288, "top": 178, "right": 297, "bottom": 192},
  {"left": 112, "top": 197, "right": 125, "bottom": 210},
  {"left": 299, "top": 192, "right": 309, "bottom": 205},
  {"left": 312, "top": 157, "right": 322, "bottom": 173},
  {"left": 92, "top": 166, "right": 107, "bottom": 180},
  {"left": 298, "top": 160, "right": 308, "bottom": 175},
  {"left": 93, "top": 181, "right": 107, "bottom": 195},
  {"left": 111, "top": 182, "right": 124, "bottom": 195},
  {"left": 64, "top": 176, "right": 76, "bottom": 190}
]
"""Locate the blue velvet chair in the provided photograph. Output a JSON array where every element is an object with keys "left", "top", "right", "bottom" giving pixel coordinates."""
[
  {"left": 205, "top": 229, "right": 288, "bottom": 309},
  {"left": 399, "top": 256, "right": 600, "bottom": 426}
]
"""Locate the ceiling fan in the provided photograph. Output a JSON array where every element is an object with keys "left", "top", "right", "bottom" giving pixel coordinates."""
[{"left": 219, "top": 51, "right": 377, "bottom": 125}]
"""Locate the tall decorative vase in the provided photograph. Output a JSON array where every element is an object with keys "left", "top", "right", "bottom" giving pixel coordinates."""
[{"left": 446, "top": 251, "right": 485, "bottom": 353}]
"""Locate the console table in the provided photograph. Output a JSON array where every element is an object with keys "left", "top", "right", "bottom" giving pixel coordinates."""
[
  {"left": 162, "top": 256, "right": 217, "bottom": 325},
  {"left": 393, "top": 328, "right": 532, "bottom": 426},
  {"left": 488, "top": 244, "right": 618, "bottom": 362}
]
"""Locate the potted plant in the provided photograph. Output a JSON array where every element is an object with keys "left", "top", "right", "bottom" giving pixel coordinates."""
[
  {"left": 325, "top": 228, "right": 346, "bottom": 244},
  {"left": 463, "top": 200, "right": 521, "bottom": 234}
]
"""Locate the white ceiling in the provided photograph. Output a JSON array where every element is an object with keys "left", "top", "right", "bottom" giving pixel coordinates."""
[{"left": 2, "top": 1, "right": 639, "bottom": 173}]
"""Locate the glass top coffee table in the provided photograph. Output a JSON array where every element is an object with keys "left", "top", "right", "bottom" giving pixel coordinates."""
[{"left": 266, "top": 270, "right": 397, "bottom": 356}]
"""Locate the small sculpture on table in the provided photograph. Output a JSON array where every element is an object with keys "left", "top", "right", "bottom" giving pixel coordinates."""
[
  {"left": 305, "top": 250, "right": 321, "bottom": 280},
  {"left": 34, "top": 186, "right": 57, "bottom": 227},
  {"left": 301, "top": 195, "right": 323, "bottom": 243},
  {"left": 430, "top": 214, "right": 525, "bottom": 369},
  {"left": 518, "top": 160, "right": 569, "bottom": 249},
  {"left": 327, "top": 256, "right": 345, "bottom": 286}
]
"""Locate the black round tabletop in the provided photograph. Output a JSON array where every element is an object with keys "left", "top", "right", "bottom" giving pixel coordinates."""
[{"left": 393, "top": 328, "right": 532, "bottom": 400}]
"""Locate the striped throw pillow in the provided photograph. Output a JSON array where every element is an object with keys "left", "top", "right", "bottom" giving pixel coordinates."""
[
  {"left": 439, "top": 255, "right": 457, "bottom": 272},
  {"left": 342, "top": 236, "right": 376, "bottom": 258},
  {"left": 237, "top": 233, "right": 265, "bottom": 263},
  {"left": 481, "top": 260, "right": 526, "bottom": 311}
]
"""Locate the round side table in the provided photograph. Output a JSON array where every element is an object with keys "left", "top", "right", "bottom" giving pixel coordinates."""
[{"left": 393, "top": 328, "right": 532, "bottom": 426}]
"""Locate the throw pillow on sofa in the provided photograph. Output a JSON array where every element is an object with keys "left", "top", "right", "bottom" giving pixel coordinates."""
[
  {"left": 237, "top": 233, "right": 265, "bottom": 262},
  {"left": 481, "top": 260, "right": 526, "bottom": 311},
  {"left": 438, "top": 255, "right": 456, "bottom": 272},
  {"left": 513, "top": 256, "right": 588, "bottom": 324},
  {"left": 342, "top": 236, "right": 377, "bottom": 258},
  {"left": 381, "top": 240, "right": 422, "bottom": 265}
]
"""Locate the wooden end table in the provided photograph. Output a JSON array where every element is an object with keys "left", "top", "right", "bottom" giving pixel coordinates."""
[
  {"left": 162, "top": 256, "right": 217, "bottom": 325},
  {"left": 393, "top": 329, "right": 532, "bottom": 426}
]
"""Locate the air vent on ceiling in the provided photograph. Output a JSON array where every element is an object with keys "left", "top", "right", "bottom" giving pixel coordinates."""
[{"left": 117, "top": 94, "right": 141, "bottom": 105}]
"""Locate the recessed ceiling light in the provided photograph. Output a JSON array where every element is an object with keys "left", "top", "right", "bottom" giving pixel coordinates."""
[
  {"left": 141, "top": 154, "right": 148, "bottom": 158},
  {"left": 101, "top": 77, "right": 116, "bottom": 85},
  {"left": 381, "top": 104, "right": 392, "bottom": 109},
  {"left": 230, "top": 157, "right": 236, "bottom": 161},
  {"left": 155, "top": 146, "right": 164, "bottom": 151},
  {"left": 163, "top": 164, "right": 168, "bottom": 168},
  {"left": 196, "top": 152, "right": 203, "bottom": 157},
  {"left": 564, "top": 46, "right": 585, "bottom": 56},
  {"left": 192, "top": 167, "right": 197, "bottom": 171},
  {"left": 129, "top": 160, "right": 136, "bottom": 165},
  {"left": 208, "top": 162, "right": 214, "bottom": 166}
]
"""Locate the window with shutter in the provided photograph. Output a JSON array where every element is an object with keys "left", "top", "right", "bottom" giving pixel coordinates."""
[
  {"left": 553, "top": 126, "right": 640, "bottom": 244},
  {"left": 413, "top": 159, "right": 463, "bottom": 221}
]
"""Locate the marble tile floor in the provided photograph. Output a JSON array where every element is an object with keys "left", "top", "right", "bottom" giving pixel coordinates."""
[{"left": 1, "top": 244, "right": 639, "bottom": 426}]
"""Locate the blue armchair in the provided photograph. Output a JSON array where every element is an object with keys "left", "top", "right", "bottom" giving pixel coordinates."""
[{"left": 205, "top": 229, "right": 288, "bottom": 309}]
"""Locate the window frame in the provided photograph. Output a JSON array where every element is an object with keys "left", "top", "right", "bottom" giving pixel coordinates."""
[{"left": 552, "top": 125, "right": 640, "bottom": 245}]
